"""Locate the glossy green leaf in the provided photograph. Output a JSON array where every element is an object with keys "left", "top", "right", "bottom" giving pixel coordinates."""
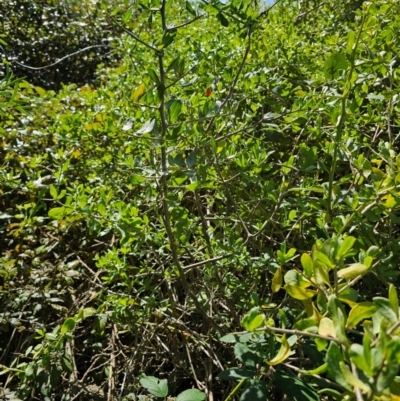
[
  {"left": 301, "top": 253, "right": 314, "bottom": 278},
  {"left": 132, "top": 83, "right": 146, "bottom": 102},
  {"left": 272, "top": 267, "right": 282, "bottom": 293},
  {"left": 373, "top": 297, "right": 398, "bottom": 324},
  {"left": 242, "top": 308, "right": 265, "bottom": 332},
  {"left": 60, "top": 318, "right": 76, "bottom": 334},
  {"left": 284, "top": 284, "right": 317, "bottom": 300},
  {"left": 327, "top": 295, "right": 349, "bottom": 346},
  {"left": 169, "top": 100, "right": 182, "bottom": 123},
  {"left": 266, "top": 335, "right": 290, "bottom": 366},
  {"left": 314, "top": 251, "right": 334, "bottom": 268},
  {"left": 347, "top": 302, "right": 377, "bottom": 329},
  {"left": 338, "top": 263, "right": 369, "bottom": 280},
  {"left": 389, "top": 284, "right": 399, "bottom": 319},
  {"left": 298, "top": 363, "right": 328, "bottom": 376},
  {"left": 337, "top": 236, "right": 356, "bottom": 258}
]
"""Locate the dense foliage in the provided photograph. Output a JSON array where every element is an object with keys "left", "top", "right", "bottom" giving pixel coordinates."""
[
  {"left": 0, "top": 0, "right": 120, "bottom": 90},
  {"left": 1, "top": 0, "right": 400, "bottom": 400}
]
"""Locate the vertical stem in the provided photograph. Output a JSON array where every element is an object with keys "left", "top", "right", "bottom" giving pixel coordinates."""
[
  {"left": 156, "top": 6, "right": 222, "bottom": 334},
  {"left": 326, "top": 6, "right": 369, "bottom": 223}
]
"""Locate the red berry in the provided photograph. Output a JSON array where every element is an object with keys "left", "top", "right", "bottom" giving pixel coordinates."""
[{"left": 205, "top": 89, "right": 212, "bottom": 97}]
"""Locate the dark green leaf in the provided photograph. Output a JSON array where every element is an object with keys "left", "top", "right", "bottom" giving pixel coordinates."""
[
  {"left": 239, "top": 379, "right": 268, "bottom": 401},
  {"left": 273, "top": 369, "right": 320, "bottom": 401},
  {"left": 217, "top": 12, "right": 229, "bottom": 27},
  {"left": 217, "top": 367, "right": 255, "bottom": 381},
  {"left": 234, "top": 343, "right": 258, "bottom": 369}
]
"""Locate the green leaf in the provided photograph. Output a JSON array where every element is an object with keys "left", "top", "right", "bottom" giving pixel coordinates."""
[
  {"left": 123, "top": 7, "right": 133, "bottom": 23},
  {"left": 185, "top": 1, "right": 196, "bottom": 16},
  {"left": 298, "top": 363, "right": 328, "bottom": 376},
  {"left": 274, "top": 370, "right": 320, "bottom": 401},
  {"left": 148, "top": 68, "right": 160, "bottom": 86},
  {"left": 389, "top": 284, "right": 399, "bottom": 319},
  {"left": 160, "top": 31, "right": 176, "bottom": 49},
  {"left": 48, "top": 207, "right": 66, "bottom": 220},
  {"left": 318, "top": 317, "right": 336, "bottom": 338},
  {"left": 169, "top": 100, "right": 182, "bottom": 123},
  {"left": 373, "top": 297, "right": 398, "bottom": 324},
  {"left": 347, "top": 302, "right": 377, "bottom": 329},
  {"left": 217, "top": 367, "right": 255, "bottom": 381},
  {"left": 136, "top": 119, "right": 155, "bottom": 134},
  {"left": 376, "top": 361, "right": 399, "bottom": 394},
  {"left": 346, "top": 30, "right": 356, "bottom": 53},
  {"left": 326, "top": 342, "right": 352, "bottom": 391},
  {"left": 234, "top": 343, "right": 258, "bottom": 369},
  {"left": 49, "top": 184, "right": 58, "bottom": 199},
  {"left": 324, "top": 52, "right": 349, "bottom": 80},
  {"left": 239, "top": 379, "right": 269, "bottom": 401},
  {"left": 337, "top": 236, "right": 356, "bottom": 258},
  {"left": 337, "top": 263, "right": 369, "bottom": 280},
  {"left": 284, "top": 270, "right": 311, "bottom": 287},
  {"left": 301, "top": 253, "right": 313, "bottom": 278},
  {"left": 242, "top": 307, "right": 265, "bottom": 332},
  {"left": 327, "top": 295, "right": 349, "bottom": 346},
  {"left": 186, "top": 150, "right": 197, "bottom": 168},
  {"left": 217, "top": 12, "right": 229, "bottom": 27},
  {"left": 339, "top": 361, "right": 370, "bottom": 392},
  {"left": 266, "top": 335, "right": 290, "bottom": 366},
  {"left": 61, "top": 354, "right": 73, "bottom": 373},
  {"left": 349, "top": 343, "right": 373, "bottom": 376},
  {"left": 219, "top": 334, "right": 241, "bottom": 343},
  {"left": 284, "top": 284, "right": 317, "bottom": 300},
  {"left": 271, "top": 267, "right": 282, "bottom": 293},
  {"left": 139, "top": 375, "right": 168, "bottom": 398},
  {"left": 132, "top": 83, "right": 146, "bottom": 102},
  {"left": 314, "top": 251, "right": 334, "bottom": 268},
  {"left": 185, "top": 182, "right": 201, "bottom": 191},
  {"left": 60, "top": 318, "right": 76, "bottom": 334},
  {"left": 176, "top": 389, "right": 206, "bottom": 401},
  {"left": 25, "top": 363, "right": 36, "bottom": 378}
]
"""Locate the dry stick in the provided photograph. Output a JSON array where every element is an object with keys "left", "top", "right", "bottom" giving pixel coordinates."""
[
  {"left": 232, "top": 325, "right": 341, "bottom": 344},
  {"left": 108, "top": 14, "right": 158, "bottom": 52},
  {"left": 107, "top": 326, "right": 117, "bottom": 401},
  {"left": 351, "top": 361, "right": 365, "bottom": 401},
  {"left": 282, "top": 363, "right": 346, "bottom": 392},
  {"left": 12, "top": 45, "right": 111, "bottom": 70},
  {"left": 184, "top": 340, "right": 206, "bottom": 391}
]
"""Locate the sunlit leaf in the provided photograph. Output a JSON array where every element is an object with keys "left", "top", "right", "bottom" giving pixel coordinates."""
[
  {"left": 338, "top": 263, "right": 369, "bottom": 280},
  {"left": 347, "top": 302, "right": 377, "bottom": 329},
  {"left": 266, "top": 335, "right": 290, "bottom": 366},
  {"left": 271, "top": 267, "right": 282, "bottom": 293}
]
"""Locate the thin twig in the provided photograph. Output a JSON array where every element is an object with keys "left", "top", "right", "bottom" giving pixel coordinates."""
[{"left": 13, "top": 45, "right": 111, "bottom": 70}]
